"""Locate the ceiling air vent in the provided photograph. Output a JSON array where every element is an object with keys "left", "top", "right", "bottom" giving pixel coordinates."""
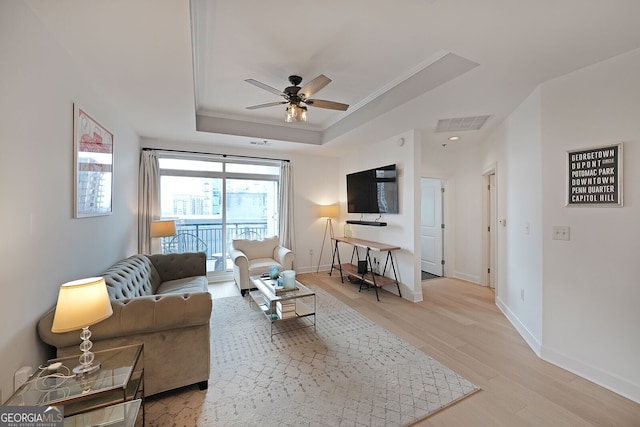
[{"left": 436, "top": 115, "right": 490, "bottom": 132}]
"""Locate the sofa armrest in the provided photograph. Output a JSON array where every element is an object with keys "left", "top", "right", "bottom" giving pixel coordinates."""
[
  {"left": 148, "top": 252, "right": 206, "bottom": 282},
  {"left": 38, "top": 292, "right": 212, "bottom": 349},
  {"left": 230, "top": 249, "right": 250, "bottom": 291},
  {"left": 274, "top": 246, "right": 294, "bottom": 269},
  {"left": 230, "top": 249, "right": 248, "bottom": 268}
]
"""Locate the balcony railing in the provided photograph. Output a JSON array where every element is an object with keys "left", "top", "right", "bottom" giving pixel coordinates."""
[{"left": 167, "top": 220, "right": 269, "bottom": 270}]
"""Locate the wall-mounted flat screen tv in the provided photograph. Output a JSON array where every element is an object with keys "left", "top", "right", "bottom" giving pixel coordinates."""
[{"left": 346, "top": 164, "right": 398, "bottom": 214}]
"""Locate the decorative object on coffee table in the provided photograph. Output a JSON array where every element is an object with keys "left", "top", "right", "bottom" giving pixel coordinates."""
[
  {"left": 269, "top": 265, "right": 279, "bottom": 279},
  {"left": 281, "top": 269, "right": 296, "bottom": 288}
]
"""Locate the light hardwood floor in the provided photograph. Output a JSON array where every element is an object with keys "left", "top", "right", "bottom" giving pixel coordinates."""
[{"left": 283, "top": 272, "right": 640, "bottom": 427}]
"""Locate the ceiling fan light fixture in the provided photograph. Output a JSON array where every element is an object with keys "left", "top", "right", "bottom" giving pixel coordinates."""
[
  {"left": 285, "top": 103, "right": 307, "bottom": 123},
  {"left": 245, "top": 74, "right": 346, "bottom": 122}
]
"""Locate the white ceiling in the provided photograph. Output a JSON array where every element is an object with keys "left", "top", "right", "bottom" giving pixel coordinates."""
[{"left": 24, "top": 0, "right": 640, "bottom": 156}]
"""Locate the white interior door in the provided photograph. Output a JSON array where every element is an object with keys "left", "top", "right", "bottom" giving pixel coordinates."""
[
  {"left": 421, "top": 178, "right": 442, "bottom": 276},
  {"left": 488, "top": 173, "right": 496, "bottom": 289}
]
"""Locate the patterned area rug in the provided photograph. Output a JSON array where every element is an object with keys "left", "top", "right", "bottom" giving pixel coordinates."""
[{"left": 145, "top": 286, "right": 479, "bottom": 426}]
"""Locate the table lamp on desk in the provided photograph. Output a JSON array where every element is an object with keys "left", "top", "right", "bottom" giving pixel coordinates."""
[{"left": 51, "top": 277, "right": 113, "bottom": 375}]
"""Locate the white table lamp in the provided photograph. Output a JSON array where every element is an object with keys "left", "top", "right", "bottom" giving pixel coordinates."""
[
  {"left": 51, "top": 277, "right": 113, "bottom": 375},
  {"left": 150, "top": 220, "right": 177, "bottom": 238},
  {"left": 150, "top": 220, "right": 177, "bottom": 254}
]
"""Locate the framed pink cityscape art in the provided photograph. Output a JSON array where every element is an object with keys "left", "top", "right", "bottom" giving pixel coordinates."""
[{"left": 73, "top": 104, "right": 113, "bottom": 218}]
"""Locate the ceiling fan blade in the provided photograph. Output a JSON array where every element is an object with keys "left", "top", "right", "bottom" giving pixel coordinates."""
[
  {"left": 245, "top": 79, "right": 286, "bottom": 97},
  {"left": 298, "top": 74, "right": 331, "bottom": 100},
  {"left": 304, "top": 99, "right": 349, "bottom": 111},
  {"left": 246, "top": 101, "right": 287, "bottom": 110}
]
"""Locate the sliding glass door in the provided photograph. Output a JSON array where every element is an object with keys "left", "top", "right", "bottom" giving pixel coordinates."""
[
  {"left": 159, "top": 156, "right": 280, "bottom": 274},
  {"left": 226, "top": 178, "right": 278, "bottom": 242}
]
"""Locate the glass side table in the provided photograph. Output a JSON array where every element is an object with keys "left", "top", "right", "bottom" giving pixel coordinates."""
[
  {"left": 64, "top": 399, "right": 141, "bottom": 427},
  {"left": 6, "top": 344, "right": 144, "bottom": 422}
]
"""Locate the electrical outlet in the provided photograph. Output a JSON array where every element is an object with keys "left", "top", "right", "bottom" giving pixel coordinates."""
[
  {"left": 521, "top": 289, "right": 525, "bottom": 301},
  {"left": 309, "top": 249, "right": 313, "bottom": 256},
  {"left": 553, "top": 226, "right": 570, "bottom": 241}
]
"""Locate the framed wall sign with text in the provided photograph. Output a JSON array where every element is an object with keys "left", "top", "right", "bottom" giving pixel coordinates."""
[
  {"left": 73, "top": 104, "right": 113, "bottom": 218},
  {"left": 566, "top": 142, "right": 623, "bottom": 207}
]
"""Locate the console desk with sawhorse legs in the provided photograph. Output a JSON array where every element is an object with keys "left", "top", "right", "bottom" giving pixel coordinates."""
[{"left": 329, "top": 236, "right": 402, "bottom": 301}]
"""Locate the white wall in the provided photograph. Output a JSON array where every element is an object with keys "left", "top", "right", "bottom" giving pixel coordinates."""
[
  {"left": 420, "top": 142, "right": 456, "bottom": 279},
  {"left": 289, "top": 153, "right": 342, "bottom": 272},
  {"left": 539, "top": 49, "right": 640, "bottom": 401},
  {"left": 483, "top": 88, "right": 545, "bottom": 352},
  {"left": 0, "top": 2, "right": 139, "bottom": 401},
  {"left": 338, "top": 131, "right": 422, "bottom": 301},
  {"left": 421, "top": 139, "right": 487, "bottom": 285},
  {"left": 449, "top": 146, "right": 487, "bottom": 284}
]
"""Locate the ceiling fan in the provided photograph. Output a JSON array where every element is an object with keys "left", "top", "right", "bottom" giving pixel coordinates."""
[{"left": 245, "top": 74, "right": 349, "bottom": 122}]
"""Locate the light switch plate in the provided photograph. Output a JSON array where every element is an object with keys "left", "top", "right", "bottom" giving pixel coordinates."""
[{"left": 553, "top": 226, "right": 570, "bottom": 241}]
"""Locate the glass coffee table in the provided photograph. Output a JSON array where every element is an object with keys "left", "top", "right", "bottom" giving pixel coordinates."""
[{"left": 249, "top": 275, "right": 316, "bottom": 340}]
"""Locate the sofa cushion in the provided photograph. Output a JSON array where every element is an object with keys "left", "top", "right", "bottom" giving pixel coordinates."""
[
  {"left": 148, "top": 252, "right": 207, "bottom": 287},
  {"left": 156, "top": 276, "right": 209, "bottom": 295},
  {"left": 248, "top": 257, "right": 284, "bottom": 276},
  {"left": 102, "top": 254, "right": 159, "bottom": 299},
  {"left": 232, "top": 236, "right": 278, "bottom": 260}
]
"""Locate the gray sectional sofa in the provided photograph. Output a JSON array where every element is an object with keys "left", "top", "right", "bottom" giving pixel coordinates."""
[{"left": 38, "top": 252, "right": 212, "bottom": 396}]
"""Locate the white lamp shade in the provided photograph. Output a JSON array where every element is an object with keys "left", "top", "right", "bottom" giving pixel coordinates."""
[
  {"left": 318, "top": 204, "right": 339, "bottom": 218},
  {"left": 150, "top": 220, "right": 177, "bottom": 238},
  {"left": 51, "top": 277, "right": 113, "bottom": 333}
]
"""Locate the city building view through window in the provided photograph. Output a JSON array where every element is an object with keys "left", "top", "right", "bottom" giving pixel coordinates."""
[{"left": 159, "top": 157, "right": 280, "bottom": 273}]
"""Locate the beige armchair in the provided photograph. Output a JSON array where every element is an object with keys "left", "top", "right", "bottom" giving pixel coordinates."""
[{"left": 230, "top": 236, "right": 294, "bottom": 295}]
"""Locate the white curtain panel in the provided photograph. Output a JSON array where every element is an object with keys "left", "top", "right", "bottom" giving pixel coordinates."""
[
  {"left": 138, "top": 150, "right": 160, "bottom": 254},
  {"left": 278, "top": 161, "right": 295, "bottom": 254}
]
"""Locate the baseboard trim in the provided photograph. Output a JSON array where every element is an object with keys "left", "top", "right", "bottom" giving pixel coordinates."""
[
  {"left": 495, "top": 297, "right": 542, "bottom": 356},
  {"left": 453, "top": 271, "right": 481, "bottom": 285},
  {"left": 495, "top": 298, "right": 640, "bottom": 403},
  {"left": 541, "top": 345, "right": 640, "bottom": 404}
]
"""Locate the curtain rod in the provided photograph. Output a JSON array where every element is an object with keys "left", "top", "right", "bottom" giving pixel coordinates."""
[{"left": 142, "top": 147, "right": 290, "bottom": 163}]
